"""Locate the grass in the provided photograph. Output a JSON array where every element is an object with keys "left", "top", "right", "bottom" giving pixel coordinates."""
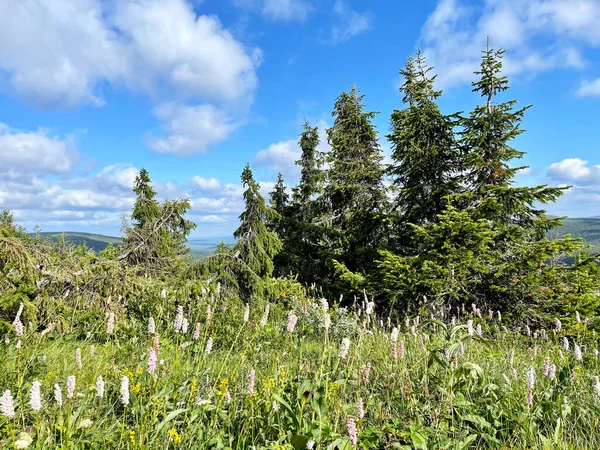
[{"left": 1, "top": 296, "right": 600, "bottom": 449}]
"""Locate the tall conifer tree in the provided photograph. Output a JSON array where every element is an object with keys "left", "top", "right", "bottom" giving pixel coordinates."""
[{"left": 320, "top": 86, "right": 388, "bottom": 291}]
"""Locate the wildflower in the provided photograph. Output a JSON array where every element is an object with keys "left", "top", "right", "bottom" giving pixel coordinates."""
[
  {"left": 307, "top": 439, "right": 315, "bottom": 449},
  {"left": 563, "top": 337, "right": 569, "bottom": 351},
  {"left": 339, "top": 338, "right": 350, "bottom": 359},
  {"left": 320, "top": 298, "right": 329, "bottom": 312},
  {"left": 526, "top": 388, "right": 533, "bottom": 406},
  {"left": 502, "top": 374, "right": 511, "bottom": 385},
  {"left": 356, "top": 397, "right": 364, "bottom": 419},
  {"left": 181, "top": 318, "right": 189, "bottom": 334},
  {"left": 452, "top": 355, "right": 458, "bottom": 371},
  {"left": 248, "top": 370, "right": 255, "bottom": 396},
  {"left": 576, "top": 311, "right": 581, "bottom": 323},
  {"left": 243, "top": 303, "right": 250, "bottom": 323},
  {"left": 148, "top": 317, "right": 156, "bottom": 334},
  {"left": 459, "top": 341, "right": 464, "bottom": 356},
  {"left": 526, "top": 366, "right": 535, "bottom": 390},
  {"left": 206, "top": 304, "right": 212, "bottom": 324},
  {"left": 542, "top": 357, "right": 550, "bottom": 377},
  {"left": 476, "top": 309, "right": 482, "bottom": 319},
  {"left": 260, "top": 304, "right": 270, "bottom": 327},
  {"left": 497, "top": 311, "right": 501, "bottom": 322},
  {"left": 107, "top": 312, "right": 115, "bottom": 335},
  {"left": 16, "top": 340, "right": 21, "bottom": 349},
  {"left": 195, "top": 398, "right": 212, "bottom": 406},
  {"left": 594, "top": 376, "right": 600, "bottom": 399},
  {"left": 95, "top": 376, "right": 104, "bottom": 398},
  {"left": 67, "top": 375, "right": 76, "bottom": 399},
  {"left": 161, "top": 289, "right": 166, "bottom": 299},
  {"left": 272, "top": 400, "right": 280, "bottom": 411},
  {"left": 575, "top": 344, "right": 583, "bottom": 361},
  {"left": 390, "top": 327, "right": 399, "bottom": 343},
  {"left": 554, "top": 318, "right": 562, "bottom": 332},
  {"left": 549, "top": 364, "right": 557, "bottom": 381},
  {"left": 362, "top": 362, "right": 371, "bottom": 383},
  {"left": 594, "top": 349, "right": 599, "bottom": 359},
  {"left": 168, "top": 428, "right": 182, "bottom": 444},
  {"left": 1, "top": 389, "right": 15, "bottom": 418},
  {"left": 451, "top": 316, "right": 456, "bottom": 326},
  {"left": 391, "top": 342, "right": 397, "bottom": 361},
  {"left": 467, "top": 320, "right": 474, "bottom": 336},
  {"left": 205, "top": 337, "right": 213, "bottom": 355},
  {"left": 90, "top": 345, "right": 95, "bottom": 357},
  {"left": 79, "top": 418, "right": 93, "bottom": 429},
  {"left": 347, "top": 418, "right": 357, "bottom": 446},
  {"left": 5, "top": 337, "right": 9, "bottom": 345},
  {"left": 225, "top": 390, "right": 231, "bottom": 403},
  {"left": 287, "top": 313, "right": 298, "bottom": 333},
  {"left": 410, "top": 325, "right": 417, "bottom": 336},
  {"left": 14, "top": 432, "right": 33, "bottom": 449},
  {"left": 148, "top": 347, "right": 158, "bottom": 374},
  {"left": 174, "top": 305, "right": 183, "bottom": 332},
  {"left": 193, "top": 323, "right": 201, "bottom": 340},
  {"left": 54, "top": 383, "right": 63, "bottom": 407},
  {"left": 525, "top": 325, "right": 531, "bottom": 336},
  {"left": 488, "top": 310, "right": 493, "bottom": 320},
  {"left": 121, "top": 376, "right": 130, "bottom": 406},
  {"left": 76, "top": 348, "right": 82, "bottom": 370},
  {"left": 540, "top": 329, "right": 547, "bottom": 340},
  {"left": 508, "top": 348, "right": 515, "bottom": 366},
  {"left": 399, "top": 341, "right": 405, "bottom": 358},
  {"left": 29, "top": 381, "right": 42, "bottom": 412},
  {"left": 511, "top": 367, "right": 517, "bottom": 379},
  {"left": 323, "top": 314, "right": 331, "bottom": 331},
  {"left": 476, "top": 324, "right": 482, "bottom": 336},
  {"left": 365, "top": 301, "right": 375, "bottom": 315},
  {"left": 14, "top": 318, "right": 24, "bottom": 337}
]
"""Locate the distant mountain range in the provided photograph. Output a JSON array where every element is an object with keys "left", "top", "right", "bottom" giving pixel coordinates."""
[
  {"left": 31, "top": 232, "right": 236, "bottom": 259},
  {"left": 31, "top": 218, "right": 600, "bottom": 258}
]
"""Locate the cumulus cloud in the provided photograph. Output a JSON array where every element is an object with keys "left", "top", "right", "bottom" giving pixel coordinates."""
[
  {"left": 0, "top": 124, "right": 78, "bottom": 177},
  {"left": 147, "top": 103, "right": 239, "bottom": 155},
  {"left": 327, "top": 1, "right": 373, "bottom": 44},
  {"left": 255, "top": 140, "right": 301, "bottom": 178},
  {"left": 547, "top": 158, "right": 600, "bottom": 185},
  {"left": 576, "top": 78, "right": 600, "bottom": 97},
  {"left": 0, "top": 0, "right": 261, "bottom": 155},
  {"left": 420, "top": 0, "right": 599, "bottom": 89}
]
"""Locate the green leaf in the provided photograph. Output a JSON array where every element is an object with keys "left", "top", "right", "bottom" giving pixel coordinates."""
[{"left": 156, "top": 408, "right": 187, "bottom": 433}]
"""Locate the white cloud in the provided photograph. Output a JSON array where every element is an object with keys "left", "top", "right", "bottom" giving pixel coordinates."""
[
  {"left": 515, "top": 167, "right": 533, "bottom": 177},
  {"left": 262, "top": 0, "right": 313, "bottom": 21},
  {"left": 576, "top": 78, "right": 600, "bottom": 97},
  {"left": 0, "top": 124, "right": 78, "bottom": 177},
  {"left": 421, "top": 0, "right": 599, "bottom": 89},
  {"left": 234, "top": 0, "right": 312, "bottom": 22},
  {"left": 255, "top": 140, "right": 301, "bottom": 178},
  {"left": 147, "top": 103, "right": 239, "bottom": 155},
  {"left": 547, "top": 158, "right": 600, "bottom": 184},
  {"left": 327, "top": 1, "right": 373, "bottom": 44},
  {"left": 0, "top": 0, "right": 261, "bottom": 155}
]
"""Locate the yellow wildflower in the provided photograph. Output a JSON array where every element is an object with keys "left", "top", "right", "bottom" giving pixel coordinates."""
[{"left": 168, "top": 428, "right": 182, "bottom": 444}]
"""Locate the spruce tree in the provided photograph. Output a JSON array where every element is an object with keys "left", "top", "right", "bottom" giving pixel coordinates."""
[
  {"left": 277, "top": 122, "right": 326, "bottom": 280},
  {"left": 131, "top": 168, "right": 161, "bottom": 229},
  {"left": 387, "top": 52, "right": 461, "bottom": 235},
  {"left": 292, "top": 121, "right": 323, "bottom": 204},
  {"left": 460, "top": 46, "right": 564, "bottom": 228},
  {"left": 319, "top": 86, "right": 388, "bottom": 292},
  {"left": 233, "top": 164, "right": 282, "bottom": 287},
  {"left": 269, "top": 173, "right": 288, "bottom": 220}
]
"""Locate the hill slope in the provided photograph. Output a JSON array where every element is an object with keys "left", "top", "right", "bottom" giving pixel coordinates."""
[
  {"left": 551, "top": 218, "right": 600, "bottom": 253},
  {"left": 32, "top": 232, "right": 235, "bottom": 258}
]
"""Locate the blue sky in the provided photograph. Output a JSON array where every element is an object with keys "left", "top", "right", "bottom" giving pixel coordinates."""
[{"left": 0, "top": 0, "right": 599, "bottom": 237}]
